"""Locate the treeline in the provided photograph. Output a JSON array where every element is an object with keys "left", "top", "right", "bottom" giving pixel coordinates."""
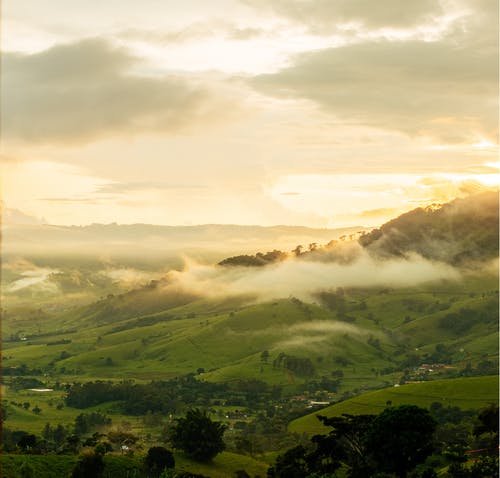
[
  {"left": 219, "top": 192, "right": 500, "bottom": 270},
  {"left": 218, "top": 237, "right": 362, "bottom": 268},
  {"left": 218, "top": 249, "right": 288, "bottom": 267},
  {"left": 65, "top": 375, "right": 283, "bottom": 414},
  {"left": 359, "top": 191, "right": 499, "bottom": 265},
  {"left": 439, "top": 301, "right": 498, "bottom": 335},
  {"left": 2, "top": 411, "right": 111, "bottom": 454},
  {"left": 65, "top": 376, "right": 227, "bottom": 414}
]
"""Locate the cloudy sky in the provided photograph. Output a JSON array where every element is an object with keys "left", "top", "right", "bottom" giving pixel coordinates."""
[{"left": 1, "top": 0, "right": 498, "bottom": 227}]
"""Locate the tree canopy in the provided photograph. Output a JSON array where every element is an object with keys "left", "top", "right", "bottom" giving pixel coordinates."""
[
  {"left": 269, "top": 405, "right": 437, "bottom": 478},
  {"left": 169, "top": 408, "right": 226, "bottom": 462},
  {"left": 144, "top": 446, "right": 175, "bottom": 477},
  {"left": 364, "top": 405, "right": 436, "bottom": 478}
]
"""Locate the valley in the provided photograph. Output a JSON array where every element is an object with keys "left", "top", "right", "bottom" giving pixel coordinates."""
[{"left": 1, "top": 192, "right": 499, "bottom": 477}]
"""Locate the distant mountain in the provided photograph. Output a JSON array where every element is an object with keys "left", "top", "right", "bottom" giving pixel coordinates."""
[
  {"left": 218, "top": 192, "right": 499, "bottom": 268},
  {"left": 2, "top": 223, "right": 363, "bottom": 268},
  {"left": 359, "top": 191, "right": 499, "bottom": 265}
]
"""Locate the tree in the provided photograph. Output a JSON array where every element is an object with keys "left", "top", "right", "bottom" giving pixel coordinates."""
[
  {"left": 144, "top": 446, "right": 175, "bottom": 477},
  {"left": 17, "top": 434, "right": 37, "bottom": 452},
  {"left": 169, "top": 408, "right": 226, "bottom": 462},
  {"left": 472, "top": 405, "right": 499, "bottom": 457},
  {"left": 364, "top": 405, "right": 436, "bottom": 478},
  {"left": 268, "top": 415, "right": 375, "bottom": 477},
  {"left": 315, "top": 413, "right": 376, "bottom": 477},
  {"left": 474, "top": 404, "right": 499, "bottom": 440},
  {"left": 71, "top": 449, "right": 105, "bottom": 478},
  {"left": 267, "top": 445, "right": 310, "bottom": 478}
]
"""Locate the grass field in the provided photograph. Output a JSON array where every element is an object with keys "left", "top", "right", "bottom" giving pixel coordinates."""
[
  {"left": 0, "top": 451, "right": 269, "bottom": 478},
  {"left": 3, "top": 274, "right": 498, "bottom": 389},
  {"left": 289, "top": 375, "right": 500, "bottom": 435}
]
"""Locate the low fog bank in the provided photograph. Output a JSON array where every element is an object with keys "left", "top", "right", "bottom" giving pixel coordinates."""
[
  {"left": 164, "top": 246, "right": 462, "bottom": 302},
  {"left": 1, "top": 258, "right": 167, "bottom": 303},
  {"left": 4, "top": 240, "right": 497, "bottom": 313},
  {"left": 5, "top": 241, "right": 492, "bottom": 308}
]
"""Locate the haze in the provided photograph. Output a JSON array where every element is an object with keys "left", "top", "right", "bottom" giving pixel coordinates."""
[{"left": 1, "top": 0, "right": 498, "bottom": 228}]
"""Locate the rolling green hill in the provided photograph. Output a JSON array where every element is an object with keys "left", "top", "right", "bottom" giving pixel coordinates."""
[
  {"left": 3, "top": 272, "right": 498, "bottom": 390},
  {"left": 2, "top": 193, "right": 498, "bottom": 478},
  {"left": 289, "top": 375, "right": 499, "bottom": 435}
]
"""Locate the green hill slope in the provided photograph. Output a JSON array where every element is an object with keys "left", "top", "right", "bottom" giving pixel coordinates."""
[
  {"left": 360, "top": 191, "right": 499, "bottom": 265},
  {"left": 289, "top": 375, "right": 499, "bottom": 435},
  {"left": 3, "top": 272, "right": 498, "bottom": 387}
]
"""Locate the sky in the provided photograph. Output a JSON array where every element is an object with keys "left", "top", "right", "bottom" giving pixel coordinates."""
[{"left": 1, "top": 0, "right": 498, "bottom": 228}]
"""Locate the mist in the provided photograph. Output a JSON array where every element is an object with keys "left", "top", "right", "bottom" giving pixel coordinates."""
[{"left": 164, "top": 246, "right": 460, "bottom": 302}]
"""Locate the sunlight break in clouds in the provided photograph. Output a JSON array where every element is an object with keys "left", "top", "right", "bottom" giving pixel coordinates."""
[
  {"left": 269, "top": 173, "right": 499, "bottom": 227},
  {"left": 1, "top": 0, "right": 498, "bottom": 228}
]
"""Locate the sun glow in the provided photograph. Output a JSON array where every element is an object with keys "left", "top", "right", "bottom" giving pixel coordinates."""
[
  {"left": 270, "top": 173, "right": 499, "bottom": 227},
  {"left": 472, "top": 140, "right": 497, "bottom": 150}
]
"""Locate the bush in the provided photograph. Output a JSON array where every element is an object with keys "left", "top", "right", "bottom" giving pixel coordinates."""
[{"left": 71, "top": 450, "right": 105, "bottom": 478}]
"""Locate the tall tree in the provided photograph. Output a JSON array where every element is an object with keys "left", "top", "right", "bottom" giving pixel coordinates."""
[
  {"left": 364, "top": 405, "right": 436, "bottom": 478},
  {"left": 169, "top": 408, "right": 226, "bottom": 462}
]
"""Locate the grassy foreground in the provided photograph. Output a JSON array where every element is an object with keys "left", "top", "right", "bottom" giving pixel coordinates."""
[{"left": 0, "top": 451, "right": 269, "bottom": 478}]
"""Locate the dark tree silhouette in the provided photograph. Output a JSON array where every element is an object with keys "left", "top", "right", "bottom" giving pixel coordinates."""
[
  {"left": 267, "top": 445, "right": 310, "bottom": 478},
  {"left": 315, "top": 413, "right": 376, "bottom": 477},
  {"left": 17, "top": 434, "right": 37, "bottom": 452},
  {"left": 169, "top": 408, "right": 226, "bottom": 462},
  {"left": 473, "top": 404, "right": 499, "bottom": 456},
  {"left": 144, "top": 446, "right": 175, "bottom": 477},
  {"left": 71, "top": 450, "right": 105, "bottom": 478},
  {"left": 474, "top": 404, "right": 499, "bottom": 439},
  {"left": 364, "top": 405, "right": 436, "bottom": 478}
]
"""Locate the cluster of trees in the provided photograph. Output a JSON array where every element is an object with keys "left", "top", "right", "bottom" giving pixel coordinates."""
[
  {"left": 65, "top": 375, "right": 284, "bottom": 414},
  {"left": 65, "top": 375, "right": 227, "bottom": 414},
  {"left": 8, "top": 377, "right": 46, "bottom": 391},
  {"left": 69, "top": 408, "right": 225, "bottom": 477},
  {"left": 3, "top": 400, "right": 498, "bottom": 477},
  {"left": 2, "top": 412, "right": 113, "bottom": 454},
  {"left": 269, "top": 405, "right": 437, "bottom": 478},
  {"left": 438, "top": 304, "right": 498, "bottom": 335},
  {"left": 224, "top": 379, "right": 281, "bottom": 407},
  {"left": 273, "top": 352, "right": 315, "bottom": 377},
  {"left": 2, "top": 364, "right": 44, "bottom": 376},
  {"left": 268, "top": 404, "right": 499, "bottom": 478},
  {"left": 300, "top": 375, "right": 342, "bottom": 393},
  {"left": 218, "top": 235, "right": 366, "bottom": 269},
  {"left": 358, "top": 191, "right": 499, "bottom": 265},
  {"left": 74, "top": 412, "right": 111, "bottom": 435},
  {"left": 41, "top": 423, "right": 68, "bottom": 449},
  {"left": 70, "top": 446, "right": 176, "bottom": 478},
  {"left": 218, "top": 250, "right": 287, "bottom": 267},
  {"left": 316, "top": 289, "right": 346, "bottom": 315}
]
